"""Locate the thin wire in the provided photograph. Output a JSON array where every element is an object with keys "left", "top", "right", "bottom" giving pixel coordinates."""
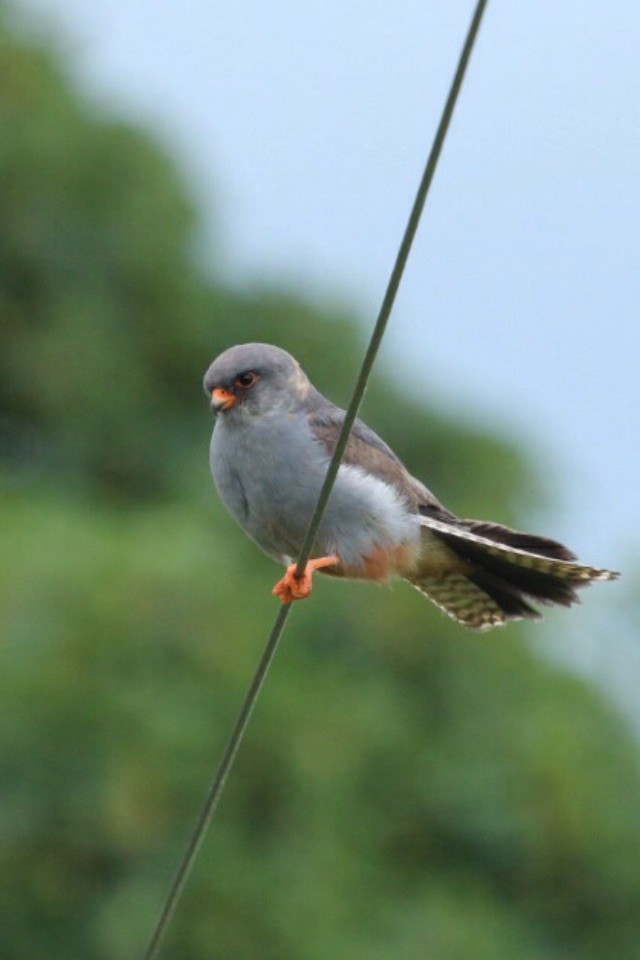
[
  {"left": 295, "top": 0, "right": 488, "bottom": 576},
  {"left": 142, "top": 606, "right": 292, "bottom": 960},
  {"left": 142, "top": 3, "right": 488, "bottom": 957}
]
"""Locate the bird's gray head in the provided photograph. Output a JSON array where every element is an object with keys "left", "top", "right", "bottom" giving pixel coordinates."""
[{"left": 203, "top": 343, "right": 311, "bottom": 419}]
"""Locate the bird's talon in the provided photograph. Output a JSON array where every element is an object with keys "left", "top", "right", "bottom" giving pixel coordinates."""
[
  {"left": 271, "top": 555, "right": 339, "bottom": 604},
  {"left": 271, "top": 572, "right": 306, "bottom": 604}
]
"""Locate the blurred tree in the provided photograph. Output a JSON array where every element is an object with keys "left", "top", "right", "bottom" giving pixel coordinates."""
[
  {"left": 2, "top": 495, "right": 640, "bottom": 960},
  {"left": 0, "top": 5, "right": 638, "bottom": 960},
  {"left": 0, "top": 4, "right": 536, "bottom": 520}
]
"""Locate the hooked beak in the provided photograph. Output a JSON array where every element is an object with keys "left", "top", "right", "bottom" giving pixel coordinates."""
[{"left": 210, "top": 387, "right": 237, "bottom": 414}]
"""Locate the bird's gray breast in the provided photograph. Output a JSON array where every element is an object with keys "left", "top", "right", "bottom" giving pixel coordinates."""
[
  {"left": 210, "top": 412, "right": 330, "bottom": 562},
  {"left": 209, "top": 411, "right": 418, "bottom": 568}
]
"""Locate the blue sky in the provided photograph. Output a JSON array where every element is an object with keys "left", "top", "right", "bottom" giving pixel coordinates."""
[{"left": 20, "top": 0, "right": 639, "bottom": 570}]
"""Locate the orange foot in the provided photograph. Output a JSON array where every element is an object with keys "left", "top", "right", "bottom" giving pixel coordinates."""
[{"left": 272, "top": 555, "right": 339, "bottom": 604}]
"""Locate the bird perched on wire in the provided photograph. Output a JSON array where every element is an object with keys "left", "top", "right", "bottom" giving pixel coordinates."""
[{"left": 203, "top": 343, "right": 618, "bottom": 631}]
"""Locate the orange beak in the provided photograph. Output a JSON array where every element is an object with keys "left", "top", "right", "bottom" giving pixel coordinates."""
[{"left": 210, "top": 387, "right": 237, "bottom": 413}]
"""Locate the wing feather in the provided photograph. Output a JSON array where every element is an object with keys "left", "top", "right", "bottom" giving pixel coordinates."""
[{"left": 306, "top": 403, "right": 449, "bottom": 515}]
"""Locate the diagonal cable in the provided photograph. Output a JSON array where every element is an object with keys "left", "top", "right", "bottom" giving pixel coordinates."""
[
  {"left": 295, "top": 0, "right": 487, "bottom": 574},
  {"left": 142, "top": 2, "right": 488, "bottom": 957}
]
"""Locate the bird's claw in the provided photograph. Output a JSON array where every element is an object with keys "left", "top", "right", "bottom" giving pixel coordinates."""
[
  {"left": 272, "top": 565, "right": 312, "bottom": 603},
  {"left": 272, "top": 555, "right": 339, "bottom": 604}
]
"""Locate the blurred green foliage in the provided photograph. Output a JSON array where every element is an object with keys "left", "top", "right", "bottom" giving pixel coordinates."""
[{"left": 1, "top": 6, "right": 639, "bottom": 959}]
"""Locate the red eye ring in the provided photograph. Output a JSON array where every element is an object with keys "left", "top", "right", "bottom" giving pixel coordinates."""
[{"left": 234, "top": 372, "right": 258, "bottom": 389}]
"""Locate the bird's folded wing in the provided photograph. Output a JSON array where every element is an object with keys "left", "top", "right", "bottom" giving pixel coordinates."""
[{"left": 307, "top": 406, "right": 451, "bottom": 515}]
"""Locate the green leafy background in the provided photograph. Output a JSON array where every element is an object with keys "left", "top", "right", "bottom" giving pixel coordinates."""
[{"left": 1, "top": 7, "right": 638, "bottom": 958}]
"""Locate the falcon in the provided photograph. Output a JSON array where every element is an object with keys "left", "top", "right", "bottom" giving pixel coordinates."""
[{"left": 203, "top": 343, "right": 617, "bottom": 630}]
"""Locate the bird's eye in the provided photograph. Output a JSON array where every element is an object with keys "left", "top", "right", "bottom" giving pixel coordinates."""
[{"left": 234, "top": 372, "right": 258, "bottom": 389}]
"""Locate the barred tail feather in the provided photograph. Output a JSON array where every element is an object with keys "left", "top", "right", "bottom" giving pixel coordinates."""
[
  {"left": 412, "top": 572, "right": 541, "bottom": 631},
  {"left": 412, "top": 514, "right": 619, "bottom": 631}
]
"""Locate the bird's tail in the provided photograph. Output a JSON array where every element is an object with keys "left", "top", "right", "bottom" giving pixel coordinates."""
[{"left": 410, "top": 515, "right": 618, "bottom": 631}]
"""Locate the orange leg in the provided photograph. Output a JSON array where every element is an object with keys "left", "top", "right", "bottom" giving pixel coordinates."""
[{"left": 272, "top": 555, "right": 339, "bottom": 604}]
